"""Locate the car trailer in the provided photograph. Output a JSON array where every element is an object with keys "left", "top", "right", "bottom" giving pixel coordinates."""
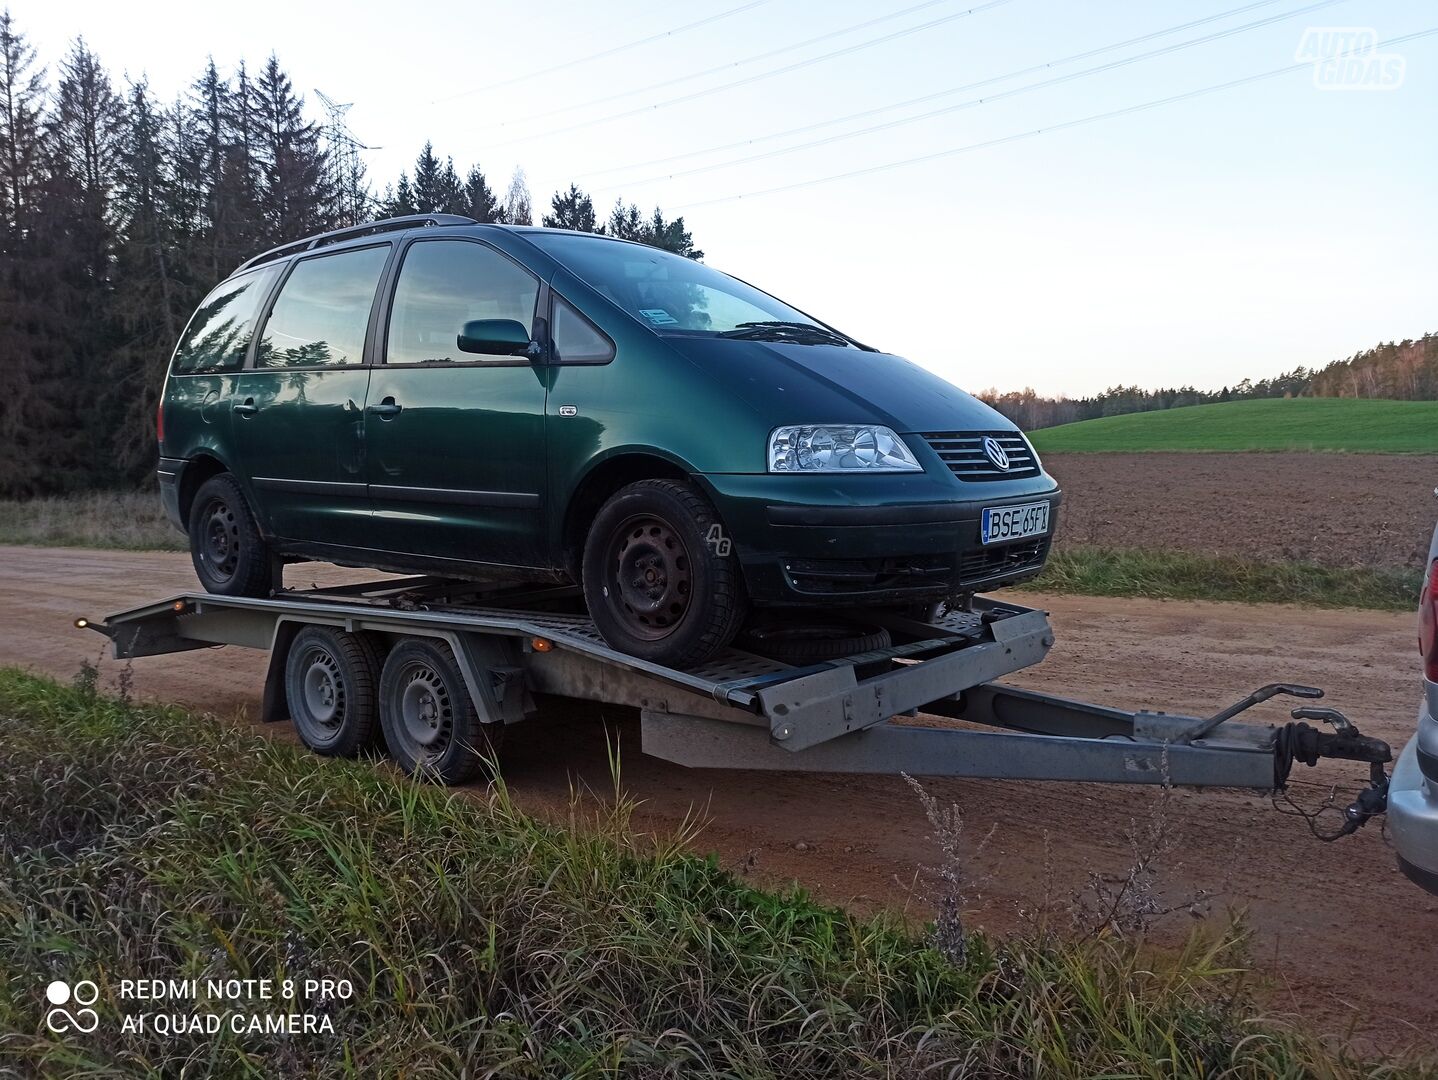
[{"left": 78, "top": 576, "right": 1393, "bottom": 831}]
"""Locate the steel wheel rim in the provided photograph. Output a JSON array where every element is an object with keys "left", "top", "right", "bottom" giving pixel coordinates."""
[
  {"left": 397, "top": 661, "right": 452, "bottom": 755},
  {"left": 299, "top": 646, "right": 344, "bottom": 729},
  {"left": 606, "top": 513, "right": 692, "bottom": 641},
  {"left": 199, "top": 497, "right": 240, "bottom": 580}
]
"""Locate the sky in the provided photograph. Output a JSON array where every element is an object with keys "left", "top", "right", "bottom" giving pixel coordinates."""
[{"left": 18, "top": 0, "right": 1437, "bottom": 398}]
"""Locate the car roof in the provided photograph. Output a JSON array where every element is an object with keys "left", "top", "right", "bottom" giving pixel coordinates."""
[{"left": 231, "top": 215, "right": 646, "bottom": 277}]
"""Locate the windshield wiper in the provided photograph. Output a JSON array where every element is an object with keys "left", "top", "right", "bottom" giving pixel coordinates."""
[{"left": 718, "top": 321, "right": 856, "bottom": 348}]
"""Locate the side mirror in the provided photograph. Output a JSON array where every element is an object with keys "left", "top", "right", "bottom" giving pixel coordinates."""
[{"left": 457, "top": 319, "right": 534, "bottom": 357}]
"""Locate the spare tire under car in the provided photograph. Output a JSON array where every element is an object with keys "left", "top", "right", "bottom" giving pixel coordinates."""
[{"left": 735, "top": 618, "right": 892, "bottom": 664}]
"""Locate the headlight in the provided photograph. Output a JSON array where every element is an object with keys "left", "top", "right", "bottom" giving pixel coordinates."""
[{"left": 768, "top": 425, "right": 922, "bottom": 473}]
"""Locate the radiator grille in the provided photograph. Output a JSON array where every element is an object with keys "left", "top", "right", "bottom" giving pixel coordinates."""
[{"left": 921, "top": 431, "right": 1040, "bottom": 481}]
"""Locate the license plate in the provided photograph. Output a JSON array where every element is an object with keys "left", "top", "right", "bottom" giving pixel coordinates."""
[{"left": 980, "top": 501, "right": 1049, "bottom": 545}]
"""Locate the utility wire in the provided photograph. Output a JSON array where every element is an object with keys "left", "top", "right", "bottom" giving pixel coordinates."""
[
  {"left": 433, "top": 0, "right": 777, "bottom": 102},
  {"left": 484, "top": 0, "right": 1016, "bottom": 148},
  {"left": 575, "top": 0, "right": 1294, "bottom": 182},
  {"left": 670, "top": 28, "right": 1438, "bottom": 210},
  {"left": 478, "top": 0, "right": 957, "bottom": 131},
  {"left": 599, "top": 0, "right": 1343, "bottom": 191}
]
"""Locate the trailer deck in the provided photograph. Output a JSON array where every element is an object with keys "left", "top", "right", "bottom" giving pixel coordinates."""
[{"left": 81, "top": 576, "right": 1393, "bottom": 815}]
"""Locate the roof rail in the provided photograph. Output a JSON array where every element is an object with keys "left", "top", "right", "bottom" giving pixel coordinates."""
[{"left": 235, "top": 214, "right": 479, "bottom": 273}]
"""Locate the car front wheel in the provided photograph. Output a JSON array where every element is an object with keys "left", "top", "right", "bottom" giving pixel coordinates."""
[{"left": 582, "top": 479, "right": 747, "bottom": 669}]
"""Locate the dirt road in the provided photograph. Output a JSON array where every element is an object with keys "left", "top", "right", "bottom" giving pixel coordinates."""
[{"left": 2, "top": 545, "right": 1434, "bottom": 1051}]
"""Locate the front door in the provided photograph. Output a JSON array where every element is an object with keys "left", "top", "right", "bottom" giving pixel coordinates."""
[
  {"left": 365, "top": 237, "right": 549, "bottom": 568},
  {"left": 233, "top": 243, "right": 390, "bottom": 545}
]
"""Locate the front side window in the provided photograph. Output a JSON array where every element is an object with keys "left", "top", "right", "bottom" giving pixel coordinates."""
[
  {"left": 386, "top": 240, "right": 540, "bottom": 365},
  {"left": 552, "top": 296, "right": 614, "bottom": 364},
  {"left": 255, "top": 245, "right": 389, "bottom": 368},
  {"left": 171, "top": 266, "right": 279, "bottom": 374},
  {"left": 527, "top": 232, "right": 837, "bottom": 340}
]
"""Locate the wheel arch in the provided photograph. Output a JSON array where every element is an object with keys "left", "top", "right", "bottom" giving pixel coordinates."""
[
  {"left": 560, "top": 450, "right": 697, "bottom": 577},
  {"left": 177, "top": 452, "right": 232, "bottom": 526}
]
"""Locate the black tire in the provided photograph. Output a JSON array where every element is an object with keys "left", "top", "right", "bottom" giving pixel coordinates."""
[
  {"left": 188, "top": 473, "right": 275, "bottom": 597},
  {"left": 582, "top": 479, "right": 748, "bottom": 669},
  {"left": 283, "top": 626, "right": 382, "bottom": 757},
  {"left": 736, "top": 618, "right": 892, "bottom": 664},
  {"left": 378, "top": 638, "right": 502, "bottom": 785}
]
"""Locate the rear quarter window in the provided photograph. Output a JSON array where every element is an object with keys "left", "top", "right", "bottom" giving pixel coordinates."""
[{"left": 170, "top": 266, "right": 279, "bottom": 375}]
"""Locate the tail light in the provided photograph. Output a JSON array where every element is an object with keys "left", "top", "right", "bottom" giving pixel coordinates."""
[
  {"left": 155, "top": 400, "right": 165, "bottom": 451},
  {"left": 1421, "top": 558, "right": 1438, "bottom": 683}
]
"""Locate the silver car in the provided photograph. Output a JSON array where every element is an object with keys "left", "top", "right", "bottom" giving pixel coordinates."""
[{"left": 1390, "top": 521, "right": 1438, "bottom": 894}]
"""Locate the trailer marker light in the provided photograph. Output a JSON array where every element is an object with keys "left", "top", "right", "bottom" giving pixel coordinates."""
[
  {"left": 531, "top": 637, "right": 554, "bottom": 652},
  {"left": 172, "top": 601, "right": 186, "bottom": 612}
]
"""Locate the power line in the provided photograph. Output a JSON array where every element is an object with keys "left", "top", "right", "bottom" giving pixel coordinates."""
[
  {"left": 477, "top": 0, "right": 956, "bottom": 132},
  {"left": 575, "top": 0, "right": 1292, "bottom": 183},
  {"left": 670, "top": 28, "right": 1438, "bottom": 210},
  {"left": 432, "top": 0, "right": 777, "bottom": 103},
  {"left": 598, "top": 0, "right": 1343, "bottom": 192},
  {"left": 484, "top": 0, "right": 1015, "bottom": 149}
]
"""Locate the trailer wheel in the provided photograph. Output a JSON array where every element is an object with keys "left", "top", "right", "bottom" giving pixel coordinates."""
[
  {"left": 284, "top": 626, "right": 382, "bottom": 756},
  {"left": 378, "top": 638, "right": 502, "bottom": 785}
]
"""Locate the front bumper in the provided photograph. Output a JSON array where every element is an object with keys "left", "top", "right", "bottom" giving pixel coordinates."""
[
  {"left": 697, "top": 471, "right": 1062, "bottom": 606},
  {"left": 1389, "top": 689, "right": 1438, "bottom": 894}
]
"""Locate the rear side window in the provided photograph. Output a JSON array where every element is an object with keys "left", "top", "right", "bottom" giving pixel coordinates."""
[
  {"left": 255, "top": 245, "right": 389, "bottom": 368},
  {"left": 170, "top": 266, "right": 278, "bottom": 375},
  {"left": 386, "top": 239, "right": 539, "bottom": 365}
]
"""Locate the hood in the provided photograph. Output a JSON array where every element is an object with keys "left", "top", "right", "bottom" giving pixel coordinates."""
[{"left": 669, "top": 337, "right": 1018, "bottom": 434}]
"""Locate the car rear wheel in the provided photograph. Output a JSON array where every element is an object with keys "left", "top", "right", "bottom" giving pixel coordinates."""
[
  {"left": 378, "top": 638, "right": 502, "bottom": 785},
  {"left": 284, "top": 626, "right": 382, "bottom": 757},
  {"left": 582, "top": 479, "right": 748, "bottom": 669},
  {"left": 187, "top": 473, "right": 276, "bottom": 597}
]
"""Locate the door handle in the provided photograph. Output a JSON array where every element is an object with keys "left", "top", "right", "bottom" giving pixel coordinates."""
[
  {"left": 367, "top": 397, "right": 402, "bottom": 419},
  {"left": 233, "top": 398, "right": 258, "bottom": 416}
]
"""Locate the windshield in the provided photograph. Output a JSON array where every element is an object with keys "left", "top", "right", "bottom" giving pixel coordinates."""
[{"left": 527, "top": 231, "right": 844, "bottom": 341}]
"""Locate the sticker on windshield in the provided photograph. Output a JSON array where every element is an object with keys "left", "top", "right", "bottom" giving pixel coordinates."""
[{"left": 638, "top": 308, "right": 679, "bottom": 326}]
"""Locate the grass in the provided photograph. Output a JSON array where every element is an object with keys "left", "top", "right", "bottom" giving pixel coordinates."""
[
  {"left": 1, "top": 668, "right": 1429, "bottom": 1078},
  {"left": 1026, "top": 545, "right": 1421, "bottom": 611},
  {"left": 0, "top": 490, "right": 183, "bottom": 551},
  {"left": 1029, "top": 398, "right": 1438, "bottom": 454}
]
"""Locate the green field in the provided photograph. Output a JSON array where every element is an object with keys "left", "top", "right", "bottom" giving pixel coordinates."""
[{"left": 1029, "top": 398, "right": 1438, "bottom": 453}]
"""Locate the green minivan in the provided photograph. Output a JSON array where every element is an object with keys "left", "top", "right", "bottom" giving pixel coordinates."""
[{"left": 158, "top": 215, "right": 1060, "bottom": 667}]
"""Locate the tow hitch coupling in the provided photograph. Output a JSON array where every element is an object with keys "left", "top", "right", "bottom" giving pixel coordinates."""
[{"left": 1274, "top": 705, "right": 1392, "bottom": 839}]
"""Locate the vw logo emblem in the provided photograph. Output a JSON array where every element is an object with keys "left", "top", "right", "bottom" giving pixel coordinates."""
[{"left": 982, "top": 436, "right": 1011, "bottom": 471}]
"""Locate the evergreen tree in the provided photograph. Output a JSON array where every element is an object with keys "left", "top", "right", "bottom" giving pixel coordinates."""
[
  {"left": 543, "top": 182, "right": 598, "bottom": 232},
  {"left": 461, "top": 163, "right": 500, "bottom": 222},
  {"left": 0, "top": 9, "right": 49, "bottom": 494},
  {"left": 410, "top": 142, "right": 444, "bottom": 213},
  {"left": 251, "top": 54, "right": 331, "bottom": 243}
]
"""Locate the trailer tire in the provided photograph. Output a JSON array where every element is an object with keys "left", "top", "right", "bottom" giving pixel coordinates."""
[
  {"left": 284, "top": 626, "right": 382, "bottom": 756},
  {"left": 378, "top": 638, "right": 502, "bottom": 785},
  {"left": 583, "top": 479, "right": 747, "bottom": 669},
  {"left": 188, "top": 473, "right": 275, "bottom": 598}
]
